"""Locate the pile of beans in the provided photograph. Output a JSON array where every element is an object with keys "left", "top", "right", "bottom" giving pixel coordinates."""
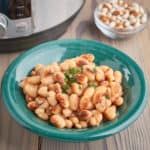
[
  {"left": 20, "top": 54, "right": 124, "bottom": 129},
  {"left": 98, "top": 0, "right": 147, "bottom": 30}
]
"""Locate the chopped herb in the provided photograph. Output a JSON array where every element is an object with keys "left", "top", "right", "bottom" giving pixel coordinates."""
[
  {"left": 64, "top": 68, "right": 82, "bottom": 86},
  {"left": 67, "top": 76, "right": 77, "bottom": 84},
  {"left": 93, "top": 67, "right": 97, "bottom": 72},
  {"left": 79, "top": 85, "right": 82, "bottom": 90},
  {"left": 62, "top": 85, "right": 70, "bottom": 93},
  {"left": 105, "top": 95, "right": 110, "bottom": 99},
  {"left": 64, "top": 71, "right": 70, "bottom": 78},
  {"left": 69, "top": 67, "right": 82, "bottom": 74},
  {"left": 81, "top": 66, "right": 84, "bottom": 72},
  {"left": 65, "top": 77, "right": 69, "bottom": 83},
  {"left": 88, "top": 82, "right": 98, "bottom": 87}
]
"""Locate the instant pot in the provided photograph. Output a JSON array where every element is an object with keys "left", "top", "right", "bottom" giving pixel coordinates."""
[{"left": 0, "top": 0, "right": 84, "bottom": 52}]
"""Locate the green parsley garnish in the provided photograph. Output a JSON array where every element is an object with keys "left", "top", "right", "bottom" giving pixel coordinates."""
[
  {"left": 64, "top": 67, "right": 82, "bottom": 85},
  {"left": 62, "top": 67, "right": 83, "bottom": 93},
  {"left": 93, "top": 67, "right": 97, "bottom": 72},
  {"left": 105, "top": 95, "right": 110, "bottom": 99},
  {"left": 62, "top": 85, "right": 70, "bottom": 93},
  {"left": 88, "top": 82, "right": 98, "bottom": 88},
  {"left": 69, "top": 67, "right": 82, "bottom": 74},
  {"left": 79, "top": 85, "right": 82, "bottom": 90},
  {"left": 67, "top": 76, "right": 77, "bottom": 84}
]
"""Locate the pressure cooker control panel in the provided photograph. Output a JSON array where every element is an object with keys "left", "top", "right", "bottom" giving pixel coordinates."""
[{"left": 0, "top": 0, "right": 33, "bottom": 39}]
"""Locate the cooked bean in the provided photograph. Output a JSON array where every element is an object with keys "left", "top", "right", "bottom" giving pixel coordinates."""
[
  {"left": 93, "top": 111, "right": 103, "bottom": 124},
  {"left": 25, "top": 95, "right": 33, "bottom": 102},
  {"left": 80, "top": 54, "right": 95, "bottom": 62},
  {"left": 23, "top": 83, "right": 38, "bottom": 98},
  {"left": 53, "top": 72, "right": 65, "bottom": 85},
  {"left": 83, "top": 66, "right": 95, "bottom": 81},
  {"left": 114, "top": 71, "right": 122, "bottom": 83},
  {"left": 99, "top": 65, "right": 109, "bottom": 72},
  {"left": 27, "top": 76, "right": 40, "bottom": 84},
  {"left": 80, "top": 121, "right": 88, "bottom": 128},
  {"left": 83, "top": 87, "right": 95, "bottom": 98},
  {"left": 38, "top": 86, "right": 48, "bottom": 97},
  {"left": 71, "top": 83, "right": 82, "bottom": 96},
  {"left": 96, "top": 102, "right": 106, "bottom": 112},
  {"left": 104, "top": 105, "right": 117, "bottom": 121},
  {"left": 60, "top": 62, "right": 69, "bottom": 71},
  {"left": 46, "top": 63, "right": 60, "bottom": 74},
  {"left": 35, "top": 96, "right": 46, "bottom": 105},
  {"left": 95, "top": 68, "right": 105, "bottom": 81},
  {"left": 89, "top": 117, "right": 97, "bottom": 126},
  {"left": 20, "top": 78, "right": 28, "bottom": 88},
  {"left": 76, "top": 58, "right": 89, "bottom": 67},
  {"left": 47, "top": 91, "right": 57, "bottom": 106},
  {"left": 76, "top": 73, "right": 88, "bottom": 84},
  {"left": 66, "top": 59, "right": 76, "bottom": 69},
  {"left": 75, "top": 123, "right": 82, "bottom": 129},
  {"left": 80, "top": 96, "right": 94, "bottom": 110},
  {"left": 56, "top": 93, "right": 69, "bottom": 108},
  {"left": 21, "top": 54, "right": 124, "bottom": 129},
  {"left": 50, "top": 114, "right": 66, "bottom": 128},
  {"left": 78, "top": 110, "right": 92, "bottom": 121},
  {"left": 34, "top": 64, "right": 45, "bottom": 75},
  {"left": 35, "top": 108, "right": 48, "bottom": 120},
  {"left": 51, "top": 104, "right": 62, "bottom": 115},
  {"left": 114, "top": 97, "right": 124, "bottom": 106},
  {"left": 41, "top": 75, "right": 54, "bottom": 85},
  {"left": 105, "top": 68, "right": 114, "bottom": 81},
  {"left": 39, "top": 101, "right": 49, "bottom": 109},
  {"left": 69, "top": 94, "right": 79, "bottom": 111},
  {"left": 93, "top": 86, "right": 107, "bottom": 104},
  {"left": 65, "top": 119, "right": 73, "bottom": 128},
  {"left": 70, "top": 116, "right": 79, "bottom": 124},
  {"left": 27, "top": 101, "right": 38, "bottom": 110},
  {"left": 62, "top": 108, "right": 72, "bottom": 117}
]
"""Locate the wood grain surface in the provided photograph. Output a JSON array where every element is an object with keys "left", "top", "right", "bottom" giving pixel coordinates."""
[{"left": 0, "top": 0, "right": 150, "bottom": 150}]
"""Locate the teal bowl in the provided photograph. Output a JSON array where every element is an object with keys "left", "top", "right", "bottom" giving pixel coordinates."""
[{"left": 1, "top": 39, "right": 148, "bottom": 142}]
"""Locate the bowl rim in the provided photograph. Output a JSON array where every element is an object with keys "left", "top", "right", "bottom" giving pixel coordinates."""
[
  {"left": 94, "top": 1, "right": 148, "bottom": 35},
  {"left": 1, "top": 39, "right": 148, "bottom": 142}
]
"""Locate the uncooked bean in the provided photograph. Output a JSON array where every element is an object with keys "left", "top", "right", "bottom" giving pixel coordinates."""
[{"left": 98, "top": 1, "right": 147, "bottom": 30}]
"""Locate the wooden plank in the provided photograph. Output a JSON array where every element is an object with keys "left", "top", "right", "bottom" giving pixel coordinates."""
[
  {"left": 0, "top": 53, "right": 39, "bottom": 150},
  {"left": 41, "top": 0, "right": 150, "bottom": 150}
]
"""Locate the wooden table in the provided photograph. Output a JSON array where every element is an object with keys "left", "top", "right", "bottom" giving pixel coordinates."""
[{"left": 0, "top": 0, "right": 150, "bottom": 149}]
